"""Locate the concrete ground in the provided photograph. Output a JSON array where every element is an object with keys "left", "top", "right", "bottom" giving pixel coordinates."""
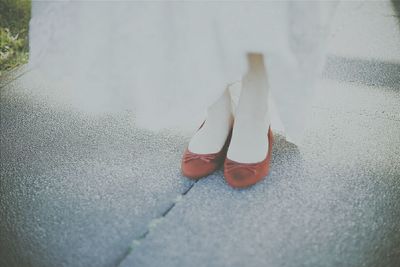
[{"left": 1, "top": 1, "right": 399, "bottom": 267}]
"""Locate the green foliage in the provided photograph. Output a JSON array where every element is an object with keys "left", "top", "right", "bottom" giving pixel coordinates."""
[
  {"left": 0, "top": 0, "right": 31, "bottom": 36},
  {"left": 0, "top": 0, "right": 31, "bottom": 74},
  {"left": 0, "top": 27, "right": 28, "bottom": 74}
]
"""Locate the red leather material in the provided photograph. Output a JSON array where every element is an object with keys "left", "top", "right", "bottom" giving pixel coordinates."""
[
  {"left": 224, "top": 127, "right": 273, "bottom": 188},
  {"left": 181, "top": 126, "right": 232, "bottom": 180}
]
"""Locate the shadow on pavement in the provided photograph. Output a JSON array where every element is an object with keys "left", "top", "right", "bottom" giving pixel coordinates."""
[
  {"left": 269, "top": 133, "right": 304, "bottom": 187},
  {"left": 271, "top": 134, "right": 301, "bottom": 164},
  {"left": 392, "top": 0, "right": 400, "bottom": 28},
  {"left": 323, "top": 55, "right": 400, "bottom": 89}
]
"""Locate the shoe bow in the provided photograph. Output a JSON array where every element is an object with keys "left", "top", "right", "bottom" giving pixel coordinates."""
[{"left": 183, "top": 151, "right": 217, "bottom": 163}]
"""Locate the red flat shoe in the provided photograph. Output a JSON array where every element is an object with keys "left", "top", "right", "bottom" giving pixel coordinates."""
[
  {"left": 224, "top": 127, "right": 273, "bottom": 188},
  {"left": 181, "top": 123, "right": 232, "bottom": 180}
]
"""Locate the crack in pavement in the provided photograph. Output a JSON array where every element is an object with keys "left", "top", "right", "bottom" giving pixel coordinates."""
[{"left": 115, "top": 181, "right": 198, "bottom": 267}]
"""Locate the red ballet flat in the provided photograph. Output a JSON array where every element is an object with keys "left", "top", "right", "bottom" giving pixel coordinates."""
[
  {"left": 181, "top": 122, "right": 233, "bottom": 180},
  {"left": 224, "top": 127, "right": 273, "bottom": 188}
]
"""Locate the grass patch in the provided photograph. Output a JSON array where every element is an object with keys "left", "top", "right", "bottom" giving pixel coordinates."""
[{"left": 0, "top": 0, "right": 31, "bottom": 75}]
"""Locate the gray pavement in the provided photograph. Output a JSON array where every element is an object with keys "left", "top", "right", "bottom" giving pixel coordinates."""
[
  {"left": 1, "top": 1, "right": 400, "bottom": 267},
  {"left": 0, "top": 78, "right": 193, "bottom": 267},
  {"left": 121, "top": 82, "right": 400, "bottom": 267}
]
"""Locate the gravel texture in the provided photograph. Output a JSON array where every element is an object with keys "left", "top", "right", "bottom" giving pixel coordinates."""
[{"left": 0, "top": 77, "right": 193, "bottom": 267}]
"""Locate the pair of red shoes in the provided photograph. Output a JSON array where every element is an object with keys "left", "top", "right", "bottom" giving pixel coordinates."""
[{"left": 181, "top": 124, "right": 273, "bottom": 188}]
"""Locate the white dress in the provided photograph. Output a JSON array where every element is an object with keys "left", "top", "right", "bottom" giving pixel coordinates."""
[{"left": 29, "top": 0, "right": 338, "bottom": 143}]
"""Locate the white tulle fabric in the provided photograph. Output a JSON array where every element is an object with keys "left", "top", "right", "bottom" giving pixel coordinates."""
[{"left": 29, "top": 0, "right": 337, "bottom": 143}]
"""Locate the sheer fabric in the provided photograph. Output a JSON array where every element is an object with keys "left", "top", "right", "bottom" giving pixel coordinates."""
[{"left": 29, "top": 0, "right": 337, "bottom": 143}]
